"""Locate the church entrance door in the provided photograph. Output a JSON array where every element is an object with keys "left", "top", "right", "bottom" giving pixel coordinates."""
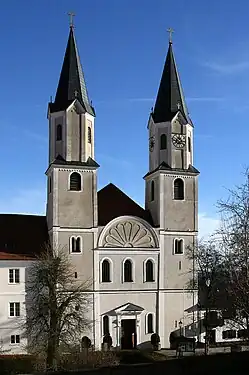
[{"left": 121, "top": 319, "right": 136, "bottom": 349}]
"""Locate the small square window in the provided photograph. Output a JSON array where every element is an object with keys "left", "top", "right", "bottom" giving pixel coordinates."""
[
  {"left": 9, "top": 269, "right": 20, "bottom": 284},
  {"left": 10, "top": 335, "right": 20, "bottom": 344},
  {"left": 10, "top": 302, "right": 20, "bottom": 317}
]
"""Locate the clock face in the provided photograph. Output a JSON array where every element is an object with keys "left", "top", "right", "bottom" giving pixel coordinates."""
[
  {"left": 149, "top": 137, "right": 155, "bottom": 152},
  {"left": 172, "top": 134, "right": 186, "bottom": 148}
]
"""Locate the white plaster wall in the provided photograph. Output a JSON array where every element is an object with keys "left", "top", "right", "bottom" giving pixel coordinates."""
[{"left": 0, "top": 260, "right": 33, "bottom": 354}]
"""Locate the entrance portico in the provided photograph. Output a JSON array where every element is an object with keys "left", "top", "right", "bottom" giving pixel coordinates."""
[{"left": 102, "top": 302, "right": 144, "bottom": 349}]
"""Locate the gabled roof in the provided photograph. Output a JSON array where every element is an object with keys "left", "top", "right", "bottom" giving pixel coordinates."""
[
  {"left": 143, "top": 162, "right": 200, "bottom": 178},
  {"left": 50, "top": 27, "right": 95, "bottom": 115},
  {"left": 152, "top": 42, "right": 191, "bottom": 125},
  {"left": 0, "top": 214, "right": 48, "bottom": 259},
  {"left": 97, "top": 183, "right": 154, "bottom": 226}
]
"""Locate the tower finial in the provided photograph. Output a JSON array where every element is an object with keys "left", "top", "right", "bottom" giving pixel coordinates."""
[
  {"left": 167, "top": 27, "right": 174, "bottom": 44},
  {"left": 68, "top": 11, "right": 75, "bottom": 28}
]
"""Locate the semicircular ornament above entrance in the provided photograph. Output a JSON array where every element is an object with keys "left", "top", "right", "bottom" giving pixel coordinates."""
[{"left": 102, "top": 219, "right": 157, "bottom": 248}]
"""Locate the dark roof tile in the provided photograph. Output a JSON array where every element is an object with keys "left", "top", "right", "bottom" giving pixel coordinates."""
[
  {"left": 97, "top": 183, "right": 153, "bottom": 226},
  {"left": 0, "top": 214, "right": 48, "bottom": 259}
]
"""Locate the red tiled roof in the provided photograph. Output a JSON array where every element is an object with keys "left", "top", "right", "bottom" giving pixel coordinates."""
[
  {"left": 0, "top": 252, "right": 35, "bottom": 260},
  {"left": 97, "top": 183, "right": 153, "bottom": 226}
]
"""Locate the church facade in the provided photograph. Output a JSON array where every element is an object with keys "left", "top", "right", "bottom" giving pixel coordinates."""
[{"left": 0, "top": 24, "right": 199, "bottom": 352}]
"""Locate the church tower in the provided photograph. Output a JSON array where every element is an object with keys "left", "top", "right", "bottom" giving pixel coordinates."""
[
  {"left": 144, "top": 35, "right": 199, "bottom": 233},
  {"left": 144, "top": 32, "right": 199, "bottom": 346},
  {"left": 46, "top": 22, "right": 98, "bottom": 281}
]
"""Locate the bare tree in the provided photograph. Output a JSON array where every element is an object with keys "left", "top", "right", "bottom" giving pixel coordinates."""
[
  {"left": 186, "top": 238, "right": 224, "bottom": 354},
  {"left": 217, "top": 169, "right": 249, "bottom": 333},
  {"left": 24, "top": 244, "right": 92, "bottom": 371}
]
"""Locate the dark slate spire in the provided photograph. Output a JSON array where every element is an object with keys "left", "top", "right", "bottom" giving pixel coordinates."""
[
  {"left": 51, "top": 26, "right": 95, "bottom": 115},
  {"left": 152, "top": 41, "right": 191, "bottom": 124}
]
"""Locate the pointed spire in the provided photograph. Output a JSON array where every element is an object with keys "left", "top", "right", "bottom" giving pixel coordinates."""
[
  {"left": 52, "top": 23, "right": 95, "bottom": 116},
  {"left": 152, "top": 37, "right": 191, "bottom": 124}
]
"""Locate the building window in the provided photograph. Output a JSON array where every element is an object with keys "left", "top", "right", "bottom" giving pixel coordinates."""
[
  {"left": 174, "top": 178, "right": 184, "bottom": 200},
  {"left": 222, "top": 330, "right": 236, "bottom": 339},
  {"left": 160, "top": 134, "right": 167, "bottom": 150},
  {"left": 147, "top": 313, "right": 154, "bottom": 334},
  {"left": 238, "top": 329, "right": 249, "bottom": 339},
  {"left": 88, "top": 127, "right": 92, "bottom": 144},
  {"left": 75, "top": 272, "right": 78, "bottom": 278},
  {"left": 71, "top": 237, "right": 82, "bottom": 253},
  {"left": 48, "top": 176, "right": 52, "bottom": 193},
  {"left": 179, "top": 260, "right": 182, "bottom": 270},
  {"left": 145, "top": 260, "right": 154, "bottom": 282},
  {"left": 56, "top": 124, "right": 62, "bottom": 141},
  {"left": 102, "top": 259, "right": 111, "bottom": 282},
  {"left": 70, "top": 172, "right": 81, "bottom": 191},
  {"left": 188, "top": 136, "right": 191, "bottom": 152},
  {"left": 9, "top": 269, "right": 20, "bottom": 284},
  {"left": 124, "top": 259, "right": 133, "bottom": 282},
  {"left": 151, "top": 181, "right": 155, "bottom": 201},
  {"left": 10, "top": 335, "right": 20, "bottom": 344},
  {"left": 9, "top": 302, "right": 20, "bottom": 317},
  {"left": 103, "top": 315, "right": 109, "bottom": 335},
  {"left": 174, "top": 239, "right": 184, "bottom": 254}
]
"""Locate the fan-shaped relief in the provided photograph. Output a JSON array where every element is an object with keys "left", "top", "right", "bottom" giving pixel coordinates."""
[{"left": 103, "top": 221, "right": 155, "bottom": 248}]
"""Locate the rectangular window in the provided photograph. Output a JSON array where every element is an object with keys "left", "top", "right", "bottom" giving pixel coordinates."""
[
  {"left": 10, "top": 335, "right": 20, "bottom": 344},
  {"left": 222, "top": 330, "right": 236, "bottom": 339},
  {"left": 188, "top": 136, "right": 191, "bottom": 152},
  {"left": 9, "top": 302, "right": 20, "bottom": 317},
  {"left": 179, "top": 261, "right": 182, "bottom": 270},
  {"left": 9, "top": 269, "right": 20, "bottom": 284}
]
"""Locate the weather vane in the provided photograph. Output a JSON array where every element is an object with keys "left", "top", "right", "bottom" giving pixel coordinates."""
[
  {"left": 167, "top": 27, "right": 174, "bottom": 43},
  {"left": 68, "top": 12, "right": 75, "bottom": 28}
]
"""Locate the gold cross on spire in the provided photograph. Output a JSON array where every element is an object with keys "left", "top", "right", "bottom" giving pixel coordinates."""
[
  {"left": 68, "top": 11, "right": 75, "bottom": 28},
  {"left": 167, "top": 27, "right": 174, "bottom": 43}
]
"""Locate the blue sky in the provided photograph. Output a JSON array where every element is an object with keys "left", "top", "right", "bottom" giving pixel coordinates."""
[{"left": 0, "top": 0, "right": 249, "bottom": 237}]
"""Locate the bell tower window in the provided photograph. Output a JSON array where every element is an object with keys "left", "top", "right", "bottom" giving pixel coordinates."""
[
  {"left": 173, "top": 178, "right": 184, "bottom": 200},
  {"left": 70, "top": 172, "right": 81, "bottom": 191},
  {"left": 88, "top": 127, "right": 92, "bottom": 144},
  {"left": 151, "top": 180, "right": 155, "bottom": 201},
  {"left": 160, "top": 134, "right": 167, "bottom": 150},
  {"left": 56, "top": 124, "right": 62, "bottom": 141},
  {"left": 188, "top": 136, "right": 191, "bottom": 152}
]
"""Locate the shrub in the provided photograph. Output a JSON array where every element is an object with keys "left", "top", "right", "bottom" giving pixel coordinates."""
[
  {"left": 0, "top": 354, "right": 35, "bottom": 375},
  {"left": 59, "top": 350, "right": 119, "bottom": 371}
]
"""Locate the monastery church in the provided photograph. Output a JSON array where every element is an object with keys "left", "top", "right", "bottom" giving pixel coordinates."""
[{"left": 0, "top": 23, "right": 199, "bottom": 352}]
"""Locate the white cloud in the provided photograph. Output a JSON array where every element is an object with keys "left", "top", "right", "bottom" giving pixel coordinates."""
[
  {"left": 198, "top": 212, "right": 220, "bottom": 239},
  {"left": 187, "top": 97, "right": 225, "bottom": 102},
  {"left": 202, "top": 61, "right": 249, "bottom": 75}
]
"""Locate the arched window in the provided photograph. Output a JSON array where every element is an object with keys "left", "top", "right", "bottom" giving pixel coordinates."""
[
  {"left": 56, "top": 124, "right": 62, "bottom": 141},
  {"left": 88, "top": 127, "right": 92, "bottom": 144},
  {"left": 151, "top": 181, "right": 155, "bottom": 201},
  {"left": 147, "top": 313, "right": 154, "bottom": 334},
  {"left": 145, "top": 260, "right": 154, "bottom": 282},
  {"left": 103, "top": 315, "right": 109, "bottom": 335},
  {"left": 124, "top": 259, "right": 133, "bottom": 282},
  {"left": 174, "top": 239, "right": 183, "bottom": 254},
  {"left": 71, "top": 237, "right": 82, "bottom": 253},
  {"left": 160, "top": 134, "right": 167, "bottom": 150},
  {"left": 48, "top": 176, "right": 52, "bottom": 193},
  {"left": 188, "top": 136, "right": 191, "bottom": 152},
  {"left": 102, "top": 259, "right": 111, "bottom": 282},
  {"left": 174, "top": 178, "right": 184, "bottom": 200},
  {"left": 70, "top": 172, "right": 81, "bottom": 191}
]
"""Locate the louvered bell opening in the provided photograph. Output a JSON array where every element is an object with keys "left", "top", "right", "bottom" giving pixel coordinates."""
[{"left": 70, "top": 172, "right": 81, "bottom": 191}]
